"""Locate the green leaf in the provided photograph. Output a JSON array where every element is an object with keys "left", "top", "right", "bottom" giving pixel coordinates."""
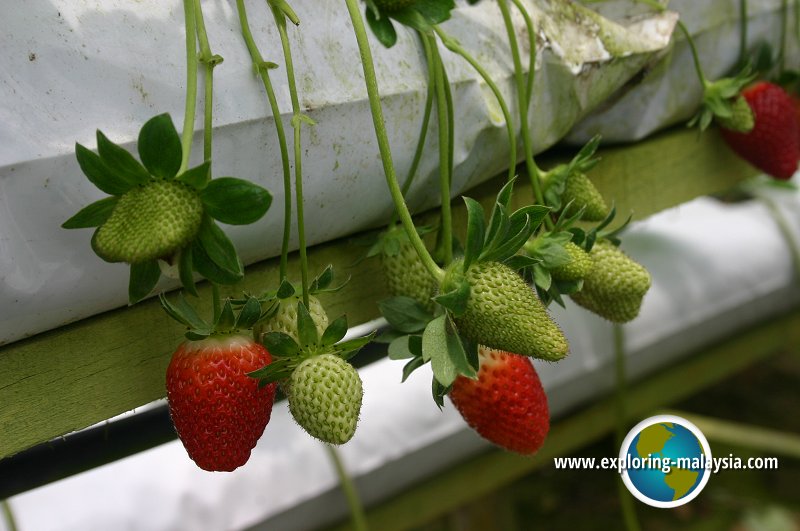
[
  {"left": 378, "top": 296, "right": 433, "bottom": 334},
  {"left": 310, "top": 265, "right": 334, "bottom": 292},
  {"left": 262, "top": 332, "right": 300, "bottom": 357},
  {"left": 191, "top": 239, "right": 243, "bottom": 285},
  {"left": 401, "top": 356, "right": 426, "bottom": 382},
  {"left": 414, "top": 0, "right": 455, "bottom": 24},
  {"left": 462, "top": 197, "right": 485, "bottom": 270},
  {"left": 423, "top": 315, "right": 455, "bottom": 387},
  {"left": 75, "top": 144, "right": 132, "bottom": 196},
  {"left": 138, "top": 113, "right": 182, "bottom": 179},
  {"left": 96, "top": 130, "right": 151, "bottom": 187},
  {"left": 216, "top": 300, "right": 236, "bottom": 331},
  {"left": 388, "top": 334, "right": 423, "bottom": 360},
  {"left": 177, "top": 161, "right": 211, "bottom": 190},
  {"left": 201, "top": 177, "right": 273, "bottom": 225},
  {"left": 433, "top": 279, "right": 470, "bottom": 317},
  {"left": 483, "top": 203, "right": 510, "bottom": 257},
  {"left": 277, "top": 279, "right": 296, "bottom": 299},
  {"left": 321, "top": 315, "right": 348, "bottom": 346},
  {"left": 296, "top": 301, "right": 319, "bottom": 347},
  {"left": 365, "top": 7, "right": 397, "bottom": 48},
  {"left": 178, "top": 246, "right": 197, "bottom": 296},
  {"left": 335, "top": 333, "right": 375, "bottom": 356},
  {"left": 128, "top": 260, "right": 160, "bottom": 304},
  {"left": 235, "top": 296, "right": 263, "bottom": 330},
  {"left": 185, "top": 329, "right": 212, "bottom": 341},
  {"left": 248, "top": 357, "right": 295, "bottom": 382},
  {"left": 431, "top": 378, "right": 449, "bottom": 409},
  {"left": 62, "top": 197, "right": 119, "bottom": 229},
  {"left": 196, "top": 215, "right": 244, "bottom": 281},
  {"left": 159, "top": 292, "right": 209, "bottom": 330},
  {"left": 532, "top": 264, "right": 552, "bottom": 291}
]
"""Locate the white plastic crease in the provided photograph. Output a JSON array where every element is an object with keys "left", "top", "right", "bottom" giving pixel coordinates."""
[{"left": 1, "top": 0, "right": 677, "bottom": 345}]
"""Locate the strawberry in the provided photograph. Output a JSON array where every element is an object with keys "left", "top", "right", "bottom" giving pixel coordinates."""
[
  {"left": 286, "top": 353, "right": 363, "bottom": 444},
  {"left": 551, "top": 241, "right": 592, "bottom": 282},
  {"left": 562, "top": 172, "right": 609, "bottom": 221},
  {"left": 569, "top": 240, "right": 651, "bottom": 323},
  {"left": 449, "top": 346, "right": 549, "bottom": 455},
  {"left": 720, "top": 82, "right": 800, "bottom": 180},
  {"left": 451, "top": 261, "right": 568, "bottom": 361},
  {"left": 254, "top": 295, "right": 328, "bottom": 346},
  {"left": 381, "top": 235, "right": 438, "bottom": 314},
  {"left": 166, "top": 334, "right": 277, "bottom": 472}
]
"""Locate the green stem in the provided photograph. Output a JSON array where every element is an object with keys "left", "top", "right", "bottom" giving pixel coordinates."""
[
  {"left": 676, "top": 21, "right": 710, "bottom": 89},
  {"left": 739, "top": 0, "right": 748, "bottom": 67},
  {"left": 433, "top": 26, "right": 516, "bottom": 183},
  {"left": 401, "top": 35, "right": 436, "bottom": 199},
  {"left": 613, "top": 324, "right": 641, "bottom": 531},
  {"left": 270, "top": 0, "right": 310, "bottom": 307},
  {"left": 441, "top": 50, "right": 455, "bottom": 192},
  {"left": 194, "top": 0, "right": 218, "bottom": 162},
  {"left": 1, "top": 500, "right": 17, "bottom": 531},
  {"left": 779, "top": 0, "right": 788, "bottom": 76},
  {"left": 509, "top": 0, "right": 536, "bottom": 108},
  {"left": 235, "top": 0, "right": 293, "bottom": 282},
  {"left": 179, "top": 0, "right": 199, "bottom": 174},
  {"left": 756, "top": 192, "right": 800, "bottom": 284},
  {"left": 343, "top": 0, "right": 445, "bottom": 283},
  {"left": 430, "top": 38, "right": 453, "bottom": 265},
  {"left": 326, "top": 445, "right": 369, "bottom": 531},
  {"left": 496, "top": 0, "right": 549, "bottom": 228}
]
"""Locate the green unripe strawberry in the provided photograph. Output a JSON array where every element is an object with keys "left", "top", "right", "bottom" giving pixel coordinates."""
[
  {"left": 715, "top": 95, "right": 754, "bottom": 132},
  {"left": 563, "top": 172, "right": 609, "bottom": 222},
  {"left": 287, "top": 354, "right": 363, "bottom": 445},
  {"left": 372, "top": 0, "right": 417, "bottom": 11},
  {"left": 254, "top": 295, "right": 328, "bottom": 346},
  {"left": 94, "top": 180, "right": 203, "bottom": 263},
  {"left": 551, "top": 242, "right": 592, "bottom": 282},
  {"left": 381, "top": 240, "right": 437, "bottom": 313},
  {"left": 452, "top": 261, "right": 568, "bottom": 362},
  {"left": 569, "top": 240, "right": 651, "bottom": 323}
]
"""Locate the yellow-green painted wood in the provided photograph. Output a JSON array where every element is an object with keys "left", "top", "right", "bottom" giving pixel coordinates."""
[
  {"left": 324, "top": 310, "right": 800, "bottom": 531},
  {"left": 0, "top": 125, "right": 757, "bottom": 460}
]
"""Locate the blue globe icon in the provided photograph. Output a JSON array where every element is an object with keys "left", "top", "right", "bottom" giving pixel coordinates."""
[{"left": 620, "top": 415, "right": 712, "bottom": 508}]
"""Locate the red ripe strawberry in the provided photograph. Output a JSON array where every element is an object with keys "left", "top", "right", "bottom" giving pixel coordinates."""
[
  {"left": 720, "top": 82, "right": 800, "bottom": 180},
  {"left": 166, "top": 334, "right": 277, "bottom": 472},
  {"left": 449, "top": 346, "right": 549, "bottom": 455}
]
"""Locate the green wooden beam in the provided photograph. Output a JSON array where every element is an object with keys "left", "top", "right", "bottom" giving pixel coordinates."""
[
  {"left": 0, "top": 125, "right": 757, "bottom": 460},
  {"left": 324, "top": 310, "right": 800, "bottom": 531}
]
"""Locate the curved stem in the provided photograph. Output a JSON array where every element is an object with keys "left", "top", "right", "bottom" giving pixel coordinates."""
[
  {"left": 270, "top": 0, "right": 310, "bottom": 307},
  {"left": 343, "top": 0, "right": 445, "bottom": 283},
  {"left": 509, "top": 0, "right": 536, "bottom": 108},
  {"left": 440, "top": 51, "right": 455, "bottom": 192},
  {"left": 194, "top": 0, "right": 217, "bottom": 162},
  {"left": 179, "top": 0, "right": 199, "bottom": 174},
  {"left": 430, "top": 37, "right": 453, "bottom": 265},
  {"left": 433, "top": 26, "right": 516, "bottom": 183},
  {"left": 614, "top": 324, "right": 641, "bottom": 531},
  {"left": 326, "top": 445, "right": 369, "bottom": 531},
  {"left": 235, "top": 0, "right": 293, "bottom": 282},
  {"left": 676, "top": 21, "right": 710, "bottom": 89},
  {"left": 496, "top": 0, "right": 551, "bottom": 229}
]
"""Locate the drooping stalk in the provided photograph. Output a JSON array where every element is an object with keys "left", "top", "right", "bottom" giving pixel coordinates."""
[
  {"left": 179, "top": 0, "right": 199, "bottom": 174},
  {"left": 326, "top": 445, "right": 369, "bottom": 531},
  {"left": 235, "top": 0, "right": 293, "bottom": 281},
  {"left": 614, "top": 324, "right": 642, "bottom": 531},
  {"left": 676, "top": 21, "right": 710, "bottom": 89},
  {"left": 269, "top": 0, "right": 311, "bottom": 306},
  {"left": 195, "top": 1, "right": 223, "bottom": 315},
  {"left": 496, "top": 0, "right": 549, "bottom": 228},
  {"left": 344, "top": 0, "right": 445, "bottom": 283},
  {"left": 433, "top": 26, "right": 517, "bottom": 183},
  {"left": 509, "top": 0, "right": 537, "bottom": 108},
  {"left": 429, "top": 35, "right": 454, "bottom": 265},
  {"left": 440, "top": 52, "right": 456, "bottom": 191}
]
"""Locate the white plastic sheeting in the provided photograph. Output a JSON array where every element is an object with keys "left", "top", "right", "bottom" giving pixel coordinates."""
[
  {"left": 6, "top": 181, "right": 800, "bottom": 531},
  {"left": 0, "top": 0, "right": 676, "bottom": 345}
]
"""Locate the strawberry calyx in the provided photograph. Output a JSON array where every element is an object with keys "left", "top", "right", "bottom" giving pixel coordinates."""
[
  {"left": 363, "top": 0, "right": 456, "bottom": 48},
  {"left": 540, "top": 135, "right": 607, "bottom": 221},
  {"left": 63, "top": 113, "right": 273, "bottom": 303},
  {"left": 688, "top": 69, "right": 756, "bottom": 132},
  {"left": 160, "top": 292, "right": 276, "bottom": 341}
]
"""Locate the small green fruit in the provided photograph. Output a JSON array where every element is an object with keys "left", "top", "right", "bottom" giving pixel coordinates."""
[
  {"left": 287, "top": 354, "right": 363, "bottom": 445},
  {"left": 563, "top": 172, "right": 609, "bottom": 222},
  {"left": 254, "top": 295, "right": 328, "bottom": 345},
  {"left": 94, "top": 180, "right": 203, "bottom": 263},
  {"left": 551, "top": 242, "right": 592, "bottom": 282},
  {"left": 453, "top": 261, "right": 569, "bottom": 362},
  {"left": 381, "top": 240, "right": 437, "bottom": 313},
  {"left": 569, "top": 240, "right": 651, "bottom": 323}
]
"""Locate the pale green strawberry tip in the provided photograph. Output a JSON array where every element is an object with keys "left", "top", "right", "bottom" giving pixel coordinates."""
[
  {"left": 456, "top": 261, "right": 569, "bottom": 362},
  {"left": 254, "top": 295, "right": 328, "bottom": 345},
  {"left": 716, "top": 95, "right": 755, "bottom": 133},
  {"left": 551, "top": 241, "right": 592, "bottom": 282},
  {"left": 564, "top": 172, "right": 609, "bottom": 222},
  {"left": 287, "top": 354, "right": 363, "bottom": 445},
  {"left": 93, "top": 180, "right": 203, "bottom": 264},
  {"left": 570, "top": 240, "right": 651, "bottom": 323}
]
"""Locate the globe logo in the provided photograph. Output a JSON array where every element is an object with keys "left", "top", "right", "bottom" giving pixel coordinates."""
[{"left": 619, "top": 415, "right": 712, "bottom": 508}]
